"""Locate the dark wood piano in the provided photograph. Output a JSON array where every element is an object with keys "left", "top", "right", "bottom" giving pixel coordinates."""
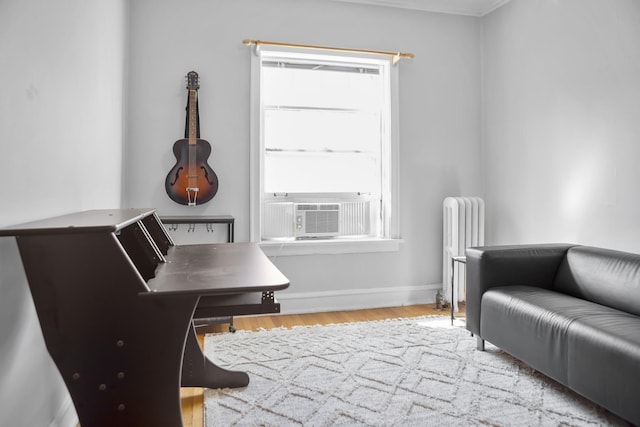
[{"left": 0, "top": 208, "right": 289, "bottom": 427}]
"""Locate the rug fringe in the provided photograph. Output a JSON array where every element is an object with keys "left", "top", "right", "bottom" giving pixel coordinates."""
[{"left": 204, "top": 314, "right": 452, "bottom": 336}]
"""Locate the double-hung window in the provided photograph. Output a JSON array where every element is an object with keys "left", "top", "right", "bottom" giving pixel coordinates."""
[{"left": 250, "top": 46, "right": 400, "bottom": 252}]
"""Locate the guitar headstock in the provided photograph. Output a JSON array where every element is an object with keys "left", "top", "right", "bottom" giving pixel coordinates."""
[{"left": 186, "top": 71, "right": 200, "bottom": 91}]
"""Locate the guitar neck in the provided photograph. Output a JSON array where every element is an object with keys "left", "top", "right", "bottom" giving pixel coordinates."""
[{"left": 188, "top": 89, "right": 198, "bottom": 145}]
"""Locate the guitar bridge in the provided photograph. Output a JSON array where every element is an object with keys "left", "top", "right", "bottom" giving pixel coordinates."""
[{"left": 186, "top": 187, "right": 199, "bottom": 206}]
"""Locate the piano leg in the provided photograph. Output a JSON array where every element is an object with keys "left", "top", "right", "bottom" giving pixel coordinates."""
[{"left": 181, "top": 323, "right": 249, "bottom": 388}]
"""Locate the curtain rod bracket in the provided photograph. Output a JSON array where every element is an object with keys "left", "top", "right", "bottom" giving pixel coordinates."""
[{"left": 243, "top": 38, "right": 260, "bottom": 56}]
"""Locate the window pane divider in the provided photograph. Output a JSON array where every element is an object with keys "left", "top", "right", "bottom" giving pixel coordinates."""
[
  {"left": 265, "top": 148, "right": 376, "bottom": 154},
  {"left": 264, "top": 105, "right": 362, "bottom": 113}
]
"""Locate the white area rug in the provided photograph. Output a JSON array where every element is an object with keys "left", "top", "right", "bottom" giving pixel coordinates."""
[{"left": 203, "top": 316, "right": 628, "bottom": 426}]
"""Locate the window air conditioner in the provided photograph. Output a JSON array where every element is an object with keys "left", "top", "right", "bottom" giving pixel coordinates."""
[{"left": 294, "top": 203, "right": 340, "bottom": 238}]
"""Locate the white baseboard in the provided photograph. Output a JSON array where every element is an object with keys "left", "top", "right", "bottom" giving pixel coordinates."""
[
  {"left": 50, "top": 395, "right": 77, "bottom": 427},
  {"left": 277, "top": 283, "right": 442, "bottom": 314}
]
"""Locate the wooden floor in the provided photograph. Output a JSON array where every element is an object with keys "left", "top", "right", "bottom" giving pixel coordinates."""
[{"left": 181, "top": 303, "right": 465, "bottom": 427}]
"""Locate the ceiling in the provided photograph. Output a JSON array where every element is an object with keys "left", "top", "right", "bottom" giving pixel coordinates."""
[{"left": 327, "top": 0, "right": 511, "bottom": 16}]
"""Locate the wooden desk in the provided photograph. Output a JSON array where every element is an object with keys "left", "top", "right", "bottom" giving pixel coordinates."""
[
  {"left": 160, "top": 215, "right": 237, "bottom": 331},
  {"left": 0, "top": 209, "right": 289, "bottom": 427}
]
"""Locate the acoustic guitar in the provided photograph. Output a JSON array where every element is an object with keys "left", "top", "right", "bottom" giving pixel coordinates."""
[{"left": 165, "top": 71, "right": 218, "bottom": 206}]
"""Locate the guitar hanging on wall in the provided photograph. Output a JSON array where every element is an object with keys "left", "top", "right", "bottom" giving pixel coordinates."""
[{"left": 165, "top": 71, "right": 218, "bottom": 206}]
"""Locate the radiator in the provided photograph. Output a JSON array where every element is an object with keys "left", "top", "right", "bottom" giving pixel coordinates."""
[{"left": 443, "top": 196, "right": 485, "bottom": 312}]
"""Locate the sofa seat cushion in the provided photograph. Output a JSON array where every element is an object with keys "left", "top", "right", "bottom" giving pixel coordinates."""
[
  {"left": 567, "top": 311, "right": 640, "bottom": 422},
  {"left": 480, "top": 285, "right": 621, "bottom": 384}
]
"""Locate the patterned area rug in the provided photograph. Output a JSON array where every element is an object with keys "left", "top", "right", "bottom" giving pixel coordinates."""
[{"left": 203, "top": 316, "right": 628, "bottom": 426}]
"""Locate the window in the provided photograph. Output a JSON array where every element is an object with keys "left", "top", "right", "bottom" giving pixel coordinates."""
[{"left": 250, "top": 46, "right": 400, "bottom": 251}]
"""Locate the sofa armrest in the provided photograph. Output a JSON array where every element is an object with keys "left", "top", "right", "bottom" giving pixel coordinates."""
[{"left": 465, "top": 244, "right": 575, "bottom": 336}]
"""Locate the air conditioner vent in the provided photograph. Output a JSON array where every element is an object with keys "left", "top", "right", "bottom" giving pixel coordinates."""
[{"left": 295, "top": 203, "right": 340, "bottom": 238}]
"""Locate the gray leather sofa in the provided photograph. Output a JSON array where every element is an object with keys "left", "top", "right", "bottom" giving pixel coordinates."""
[{"left": 466, "top": 244, "right": 640, "bottom": 425}]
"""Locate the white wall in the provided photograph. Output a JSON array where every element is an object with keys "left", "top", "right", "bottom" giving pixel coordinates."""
[
  {"left": 125, "top": 0, "right": 483, "bottom": 312},
  {"left": 0, "top": 0, "right": 127, "bottom": 425},
  {"left": 482, "top": 0, "right": 640, "bottom": 252}
]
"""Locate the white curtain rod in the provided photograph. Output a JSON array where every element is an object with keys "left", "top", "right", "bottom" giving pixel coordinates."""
[{"left": 242, "top": 39, "right": 414, "bottom": 65}]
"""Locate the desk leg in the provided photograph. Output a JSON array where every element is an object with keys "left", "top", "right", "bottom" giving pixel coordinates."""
[
  {"left": 181, "top": 323, "right": 249, "bottom": 388},
  {"left": 51, "top": 294, "right": 197, "bottom": 427}
]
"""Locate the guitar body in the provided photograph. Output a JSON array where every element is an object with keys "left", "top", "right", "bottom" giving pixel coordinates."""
[
  {"left": 165, "top": 138, "right": 218, "bottom": 206},
  {"left": 165, "top": 71, "right": 219, "bottom": 206}
]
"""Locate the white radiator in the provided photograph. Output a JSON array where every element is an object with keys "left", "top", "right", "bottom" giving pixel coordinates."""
[{"left": 443, "top": 196, "right": 485, "bottom": 312}]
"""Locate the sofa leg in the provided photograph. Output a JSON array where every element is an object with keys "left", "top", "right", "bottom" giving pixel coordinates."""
[{"left": 476, "top": 336, "right": 485, "bottom": 351}]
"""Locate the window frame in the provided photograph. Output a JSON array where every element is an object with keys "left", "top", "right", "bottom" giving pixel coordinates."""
[{"left": 249, "top": 45, "right": 401, "bottom": 254}]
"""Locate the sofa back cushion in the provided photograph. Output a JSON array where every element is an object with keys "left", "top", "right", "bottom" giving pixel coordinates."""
[{"left": 553, "top": 246, "right": 640, "bottom": 317}]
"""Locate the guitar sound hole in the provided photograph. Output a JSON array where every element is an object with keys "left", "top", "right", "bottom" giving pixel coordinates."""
[
  {"left": 202, "top": 166, "right": 215, "bottom": 185},
  {"left": 169, "top": 166, "right": 183, "bottom": 186}
]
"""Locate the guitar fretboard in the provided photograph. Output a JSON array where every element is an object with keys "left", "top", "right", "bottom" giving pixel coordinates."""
[{"left": 188, "top": 90, "right": 198, "bottom": 144}]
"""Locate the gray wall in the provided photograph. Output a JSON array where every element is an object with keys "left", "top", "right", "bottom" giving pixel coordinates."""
[
  {"left": 0, "top": 0, "right": 127, "bottom": 425},
  {"left": 482, "top": 0, "right": 640, "bottom": 251},
  {"left": 125, "top": 0, "right": 483, "bottom": 312}
]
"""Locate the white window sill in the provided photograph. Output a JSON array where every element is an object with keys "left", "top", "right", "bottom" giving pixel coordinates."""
[{"left": 259, "top": 237, "right": 402, "bottom": 256}]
